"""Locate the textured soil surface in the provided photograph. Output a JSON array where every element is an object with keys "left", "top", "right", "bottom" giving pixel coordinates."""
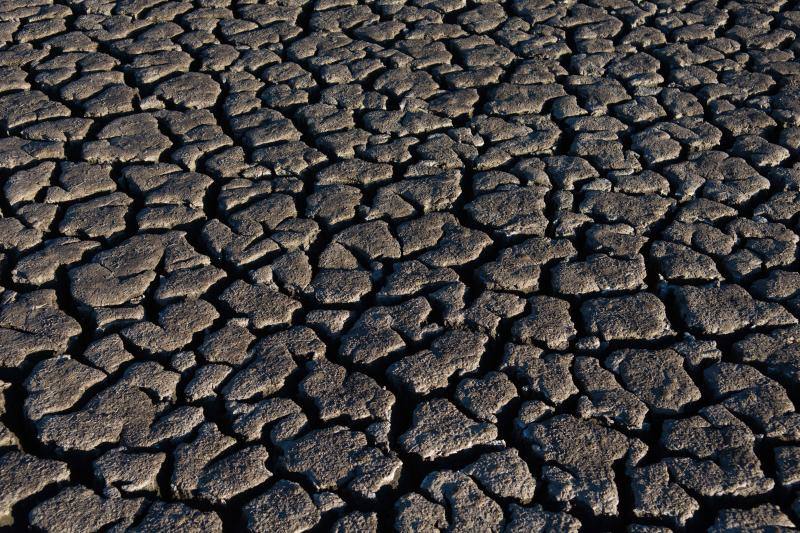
[{"left": 2, "top": 0, "right": 800, "bottom": 530}]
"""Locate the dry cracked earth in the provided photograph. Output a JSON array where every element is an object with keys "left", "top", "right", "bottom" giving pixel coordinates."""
[{"left": 3, "top": 0, "right": 800, "bottom": 531}]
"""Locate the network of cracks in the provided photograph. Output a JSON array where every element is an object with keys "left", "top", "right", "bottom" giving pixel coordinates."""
[{"left": 2, "top": 0, "right": 800, "bottom": 530}]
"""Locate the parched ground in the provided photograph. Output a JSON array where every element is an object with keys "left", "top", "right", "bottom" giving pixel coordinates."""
[{"left": 1, "top": 0, "right": 800, "bottom": 530}]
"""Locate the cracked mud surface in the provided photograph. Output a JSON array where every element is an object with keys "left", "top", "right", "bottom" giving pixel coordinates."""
[{"left": 1, "top": 0, "right": 800, "bottom": 530}]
